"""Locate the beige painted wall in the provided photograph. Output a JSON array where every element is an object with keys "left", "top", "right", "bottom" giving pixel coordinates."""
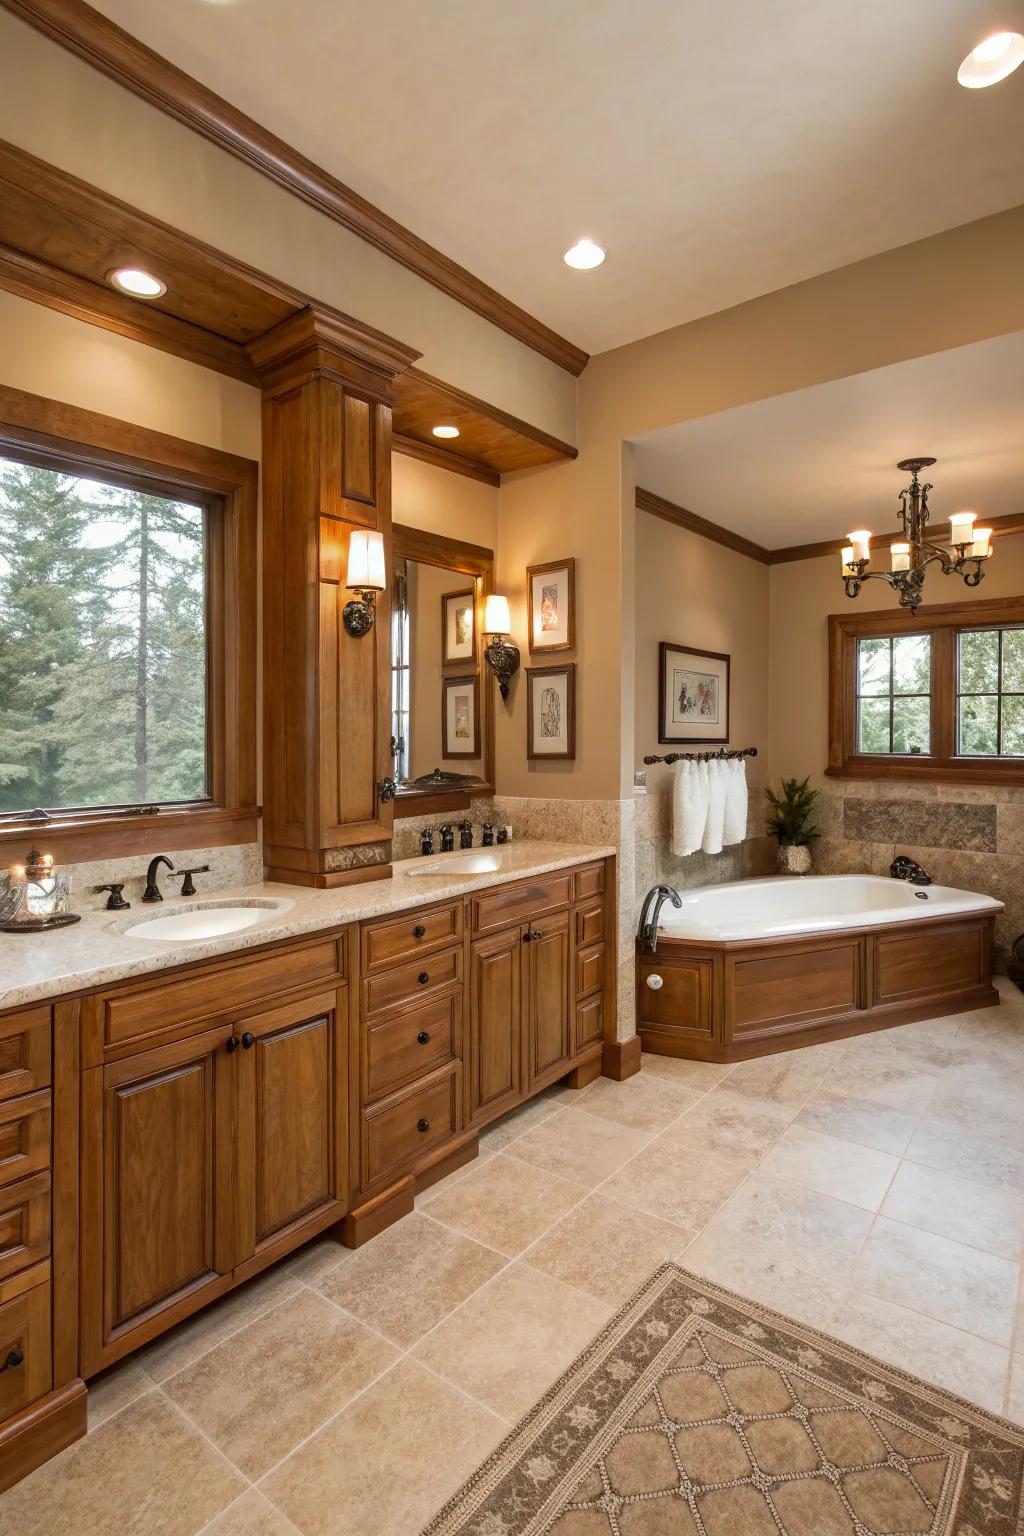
[{"left": 392, "top": 454, "right": 498, "bottom": 551}]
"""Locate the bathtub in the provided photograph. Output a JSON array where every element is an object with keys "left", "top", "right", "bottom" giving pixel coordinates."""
[{"left": 638, "top": 873, "right": 1002, "bottom": 1062}]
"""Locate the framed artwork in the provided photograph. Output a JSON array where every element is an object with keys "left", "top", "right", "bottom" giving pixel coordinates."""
[
  {"left": 658, "top": 642, "right": 730, "bottom": 745},
  {"left": 441, "top": 587, "right": 476, "bottom": 666},
  {"left": 442, "top": 673, "right": 481, "bottom": 758},
  {"left": 527, "top": 558, "right": 575, "bottom": 652},
  {"left": 527, "top": 663, "right": 576, "bottom": 760}
]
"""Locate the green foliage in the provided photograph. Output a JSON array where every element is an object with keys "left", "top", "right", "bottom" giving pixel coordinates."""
[
  {"left": 764, "top": 776, "right": 821, "bottom": 847},
  {"left": 0, "top": 458, "right": 206, "bottom": 815}
]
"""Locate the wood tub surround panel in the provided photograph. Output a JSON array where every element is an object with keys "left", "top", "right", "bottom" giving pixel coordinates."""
[{"left": 638, "top": 911, "right": 997, "bottom": 1062}]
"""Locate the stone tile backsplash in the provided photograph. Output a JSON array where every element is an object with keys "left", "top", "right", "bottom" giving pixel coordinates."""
[
  {"left": 844, "top": 796, "right": 997, "bottom": 852},
  {"left": 54, "top": 842, "right": 264, "bottom": 912}
]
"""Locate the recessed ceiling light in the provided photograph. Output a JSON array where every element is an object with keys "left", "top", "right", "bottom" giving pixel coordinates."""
[
  {"left": 563, "top": 239, "right": 605, "bottom": 270},
  {"left": 108, "top": 267, "right": 167, "bottom": 298},
  {"left": 957, "top": 30, "right": 1024, "bottom": 87},
  {"left": 432, "top": 425, "right": 460, "bottom": 439}
]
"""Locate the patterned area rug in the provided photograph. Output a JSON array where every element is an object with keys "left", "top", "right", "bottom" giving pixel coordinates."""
[{"left": 424, "top": 1264, "right": 1024, "bottom": 1535}]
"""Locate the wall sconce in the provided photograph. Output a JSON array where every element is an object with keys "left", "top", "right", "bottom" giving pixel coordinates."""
[
  {"left": 483, "top": 594, "right": 520, "bottom": 700},
  {"left": 343, "top": 529, "right": 386, "bottom": 637}
]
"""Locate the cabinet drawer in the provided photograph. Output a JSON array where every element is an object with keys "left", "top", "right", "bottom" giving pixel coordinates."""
[
  {"left": 575, "top": 995, "right": 604, "bottom": 1052},
  {"left": 362, "top": 903, "right": 463, "bottom": 973},
  {"left": 365, "top": 993, "right": 460, "bottom": 1103},
  {"left": 0, "top": 1008, "right": 51, "bottom": 1103},
  {"left": 362, "top": 1070, "right": 458, "bottom": 1188},
  {"left": 471, "top": 874, "right": 572, "bottom": 935},
  {"left": 575, "top": 901, "right": 605, "bottom": 947},
  {"left": 573, "top": 864, "right": 605, "bottom": 903},
  {"left": 363, "top": 945, "right": 462, "bottom": 1018},
  {"left": 0, "top": 1280, "right": 51, "bottom": 1423},
  {"left": 0, "top": 1090, "right": 51, "bottom": 1190},
  {"left": 0, "top": 1170, "right": 50, "bottom": 1283},
  {"left": 576, "top": 944, "right": 605, "bottom": 1000}
]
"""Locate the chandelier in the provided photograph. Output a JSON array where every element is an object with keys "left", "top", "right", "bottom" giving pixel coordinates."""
[{"left": 841, "top": 458, "right": 993, "bottom": 611}]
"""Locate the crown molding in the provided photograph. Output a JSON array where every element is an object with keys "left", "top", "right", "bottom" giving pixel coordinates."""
[
  {"left": 635, "top": 486, "right": 772, "bottom": 564},
  {"left": 392, "top": 434, "right": 500, "bottom": 488},
  {"left": 1, "top": 0, "right": 590, "bottom": 376},
  {"left": 245, "top": 305, "right": 420, "bottom": 398}
]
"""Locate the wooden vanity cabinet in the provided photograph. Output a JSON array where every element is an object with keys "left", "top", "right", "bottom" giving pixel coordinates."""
[{"left": 467, "top": 925, "right": 523, "bottom": 1123}]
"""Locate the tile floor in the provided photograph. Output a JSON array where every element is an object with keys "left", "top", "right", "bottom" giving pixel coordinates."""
[{"left": 4, "top": 979, "right": 1024, "bottom": 1535}]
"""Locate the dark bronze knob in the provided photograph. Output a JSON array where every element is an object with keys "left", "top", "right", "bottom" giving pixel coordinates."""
[
  {"left": 416, "top": 1030, "right": 430, "bottom": 1045},
  {"left": 225, "top": 1036, "right": 239, "bottom": 1054},
  {"left": 241, "top": 1031, "right": 255, "bottom": 1049},
  {"left": 412, "top": 924, "right": 426, "bottom": 939},
  {"left": 523, "top": 928, "right": 543, "bottom": 942},
  {"left": 416, "top": 1118, "right": 430, "bottom": 1133},
  {"left": 418, "top": 971, "right": 429, "bottom": 985},
  {"left": 1, "top": 1347, "right": 24, "bottom": 1372}
]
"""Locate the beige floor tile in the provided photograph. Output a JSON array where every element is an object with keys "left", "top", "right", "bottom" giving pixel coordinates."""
[
  {"left": 523, "top": 1194, "right": 692, "bottom": 1304},
  {"left": 413, "top": 1262, "right": 612, "bottom": 1421},
  {"left": 281, "top": 1231, "right": 353, "bottom": 1284},
  {"left": 602, "top": 1135, "right": 751, "bottom": 1229},
  {"left": 758, "top": 1125, "right": 899, "bottom": 1211},
  {"left": 478, "top": 1093, "right": 563, "bottom": 1150},
  {"left": 0, "top": 1392, "right": 244, "bottom": 1536},
  {"left": 719, "top": 1051, "right": 832, "bottom": 1111},
  {"left": 163, "top": 1289, "right": 399, "bottom": 1479},
  {"left": 684, "top": 1243, "right": 840, "bottom": 1330},
  {"left": 853, "top": 1217, "right": 1018, "bottom": 1346},
  {"left": 424, "top": 1152, "right": 586, "bottom": 1255},
  {"left": 881, "top": 1160, "right": 1024, "bottom": 1261},
  {"left": 138, "top": 1263, "right": 302, "bottom": 1384},
  {"left": 794, "top": 1090, "right": 919, "bottom": 1155},
  {"left": 638, "top": 1054, "right": 733, "bottom": 1089},
  {"left": 260, "top": 1359, "right": 505, "bottom": 1536},
  {"left": 1008, "top": 1355, "right": 1024, "bottom": 1423},
  {"left": 507, "top": 1107, "right": 650, "bottom": 1188},
  {"left": 925, "top": 1075, "right": 1024, "bottom": 1151},
  {"left": 317, "top": 1210, "right": 504, "bottom": 1346},
  {"left": 566, "top": 1072, "right": 702, "bottom": 1132},
  {"left": 415, "top": 1145, "right": 495, "bottom": 1205},
  {"left": 842, "top": 1027, "right": 967, "bottom": 1076},
  {"left": 661, "top": 1087, "right": 791, "bottom": 1160},
  {"left": 907, "top": 1121, "right": 1024, "bottom": 1195},
  {"left": 204, "top": 1489, "right": 302, "bottom": 1536},
  {"left": 822, "top": 1059, "right": 940, "bottom": 1115},
  {"left": 830, "top": 1290, "right": 1010, "bottom": 1414},
  {"left": 85, "top": 1358, "right": 154, "bottom": 1431}
]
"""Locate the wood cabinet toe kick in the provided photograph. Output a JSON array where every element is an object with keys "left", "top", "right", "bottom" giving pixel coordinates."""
[{"left": 0, "top": 850, "right": 616, "bottom": 1488}]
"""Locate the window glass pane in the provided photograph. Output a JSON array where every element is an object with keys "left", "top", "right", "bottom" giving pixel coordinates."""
[
  {"left": 959, "top": 629, "right": 999, "bottom": 693},
  {"left": 1001, "top": 628, "right": 1024, "bottom": 693},
  {"left": 959, "top": 694, "right": 999, "bottom": 755},
  {"left": 892, "top": 634, "right": 930, "bottom": 695},
  {"left": 0, "top": 457, "right": 207, "bottom": 813},
  {"left": 858, "top": 697, "right": 891, "bottom": 754},
  {"left": 1001, "top": 696, "right": 1024, "bottom": 756},
  {"left": 891, "top": 695, "right": 930, "bottom": 755},
  {"left": 857, "top": 637, "right": 890, "bottom": 696}
]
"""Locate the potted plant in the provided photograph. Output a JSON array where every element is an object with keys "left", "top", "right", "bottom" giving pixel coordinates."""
[{"left": 764, "top": 776, "right": 821, "bottom": 874}]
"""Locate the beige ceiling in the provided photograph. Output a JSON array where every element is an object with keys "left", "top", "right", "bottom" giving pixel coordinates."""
[
  {"left": 632, "top": 329, "right": 1024, "bottom": 547},
  {"left": 92, "top": 0, "right": 1024, "bottom": 356}
]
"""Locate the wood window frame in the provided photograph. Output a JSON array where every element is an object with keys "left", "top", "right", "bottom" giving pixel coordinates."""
[
  {"left": 827, "top": 594, "right": 1024, "bottom": 786},
  {"left": 0, "top": 384, "right": 259, "bottom": 861}
]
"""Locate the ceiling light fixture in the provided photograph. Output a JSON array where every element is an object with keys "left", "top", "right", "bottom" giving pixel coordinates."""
[
  {"left": 432, "top": 425, "right": 460, "bottom": 439},
  {"left": 957, "top": 30, "right": 1024, "bottom": 87},
  {"left": 108, "top": 267, "right": 167, "bottom": 298},
  {"left": 840, "top": 458, "right": 994, "bottom": 610},
  {"left": 563, "top": 239, "right": 605, "bottom": 270}
]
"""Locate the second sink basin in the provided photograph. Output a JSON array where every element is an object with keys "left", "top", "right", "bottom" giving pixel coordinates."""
[
  {"left": 406, "top": 849, "right": 510, "bottom": 877},
  {"left": 123, "top": 899, "right": 291, "bottom": 942}
]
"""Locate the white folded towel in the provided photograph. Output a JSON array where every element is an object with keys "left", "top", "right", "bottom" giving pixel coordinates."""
[
  {"left": 722, "top": 758, "right": 748, "bottom": 846},
  {"left": 671, "top": 759, "right": 707, "bottom": 857},
  {"left": 702, "top": 758, "right": 726, "bottom": 855}
]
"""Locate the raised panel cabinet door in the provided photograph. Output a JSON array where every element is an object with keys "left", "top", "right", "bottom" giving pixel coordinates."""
[
  {"left": 525, "top": 911, "right": 572, "bottom": 1085},
  {"left": 234, "top": 989, "right": 347, "bottom": 1264},
  {"left": 468, "top": 928, "right": 522, "bottom": 1125},
  {"left": 81, "top": 1023, "right": 235, "bottom": 1373}
]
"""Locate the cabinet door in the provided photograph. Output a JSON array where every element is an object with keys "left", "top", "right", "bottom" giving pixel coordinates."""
[
  {"left": 524, "top": 910, "right": 572, "bottom": 1085},
  {"left": 468, "top": 928, "right": 522, "bottom": 1125},
  {"left": 81, "top": 1024, "right": 235, "bottom": 1374},
  {"left": 234, "top": 989, "right": 347, "bottom": 1266}
]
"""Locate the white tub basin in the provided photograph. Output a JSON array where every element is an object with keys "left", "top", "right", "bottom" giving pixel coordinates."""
[
  {"left": 124, "top": 900, "right": 290, "bottom": 942},
  {"left": 405, "top": 849, "right": 510, "bottom": 877}
]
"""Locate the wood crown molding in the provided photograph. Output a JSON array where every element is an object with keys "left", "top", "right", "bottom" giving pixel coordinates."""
[
  {"left": 771, "top": 514, "right": 1024, "bottom": 565},
  {"left": 392, "top": 434, "right": 499, "bottom": 488},
  {"left": 1, "top": 0, "right": 589, "bottom": 376},
  {"left": 246, "top": 305, "right": 420, "bottom": 398}
]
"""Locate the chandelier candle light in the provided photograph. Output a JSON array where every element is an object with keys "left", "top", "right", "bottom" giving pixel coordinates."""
[{"left": 841, "top": 458, "right": 993, "bottom": 610}]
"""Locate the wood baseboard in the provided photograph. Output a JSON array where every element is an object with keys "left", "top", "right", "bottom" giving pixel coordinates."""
[
  {"left": 414, "top": 1130, "right": 479, "bottom": 1193},
  {"left": 342, "top": 1177, "right": 415, "bottom": 1249},
  {"left": 564, "top": 1053, "right": 603, "bottom": 1089},
  {"left": 0, "top": 1380, "right": 87, "bottom": 1493},
  {"left": 602, "top": 1036, "right": 642, "bottom": 1081}
]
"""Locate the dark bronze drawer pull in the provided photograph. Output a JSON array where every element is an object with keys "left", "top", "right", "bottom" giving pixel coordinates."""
[
  {"left": 1, "top": 1347, "right": 23, "bottom": 1373},
  {"left": 225, "top": 1036, "right": 239, "bottom": 1054},
  {"left": 241, "top": 1031, "right": 255, "bottom": 1049},
  {"left": 412, "top": 924, "right": 426, "bottom": 939},
  {"left": 418, "top": 971, "right": 429, "bottom": 985},
  {"left": 523, "top": 928, "right": 543, "bottom": 942},
  {"left": 416, "top": 1118, "right": 430, "bottom": 1133},
  {"left": 416, "top": 1031, "right": 430, "bottom": 1045}
]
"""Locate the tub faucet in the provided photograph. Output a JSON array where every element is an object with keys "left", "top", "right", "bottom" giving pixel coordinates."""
[
  {"left": 890, "top": 856, "right": 932, "bottom": 886},
  {"left": 638, "top": 885, "right": 682, "bottom": 954}
]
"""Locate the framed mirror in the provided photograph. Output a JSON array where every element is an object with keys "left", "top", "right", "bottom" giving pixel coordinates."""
[{"left": 391, "top": 523, "right": 495, "bottom": 814}]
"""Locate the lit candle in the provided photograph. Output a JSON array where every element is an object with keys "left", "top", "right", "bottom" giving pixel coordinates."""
[
  {"left": 949, "top": 511, "right": 976, "bottom": 546},
  {"left": 972, "top": 527, "right": 993, "bottom": 559},
  {"left": 890, "top": 541, "right": 910, "bottom": 572},
  {"left": 840, "top": 544, "right": 855, "bottom": 574},
  {"left": 848, "top": 530, "right": 871, "bottom": 565}
]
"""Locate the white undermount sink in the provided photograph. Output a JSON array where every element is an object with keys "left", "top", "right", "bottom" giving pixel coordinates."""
[
  {"left": 405, "top": 849, "right": 509, "bottom": 877},
  {"left": 123, "top": 899, "right": 291, "bottom": 942}
]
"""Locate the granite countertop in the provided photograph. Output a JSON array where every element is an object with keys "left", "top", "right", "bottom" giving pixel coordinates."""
[{"left": 0, "top": 841, "right": 615, "bottom": 1012}]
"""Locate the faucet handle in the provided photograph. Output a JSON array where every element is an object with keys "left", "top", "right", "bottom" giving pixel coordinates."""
[
  {"left": 178, "top": 866, "right": 210, "bottom": 897},
  {"left": 95, "top": 883, "right": 130, "bottom": 911}
]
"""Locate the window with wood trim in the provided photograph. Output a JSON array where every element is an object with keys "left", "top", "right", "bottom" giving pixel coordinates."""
[{"left": 828, "top": 597, "right": 1024, "bottom": 784}]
